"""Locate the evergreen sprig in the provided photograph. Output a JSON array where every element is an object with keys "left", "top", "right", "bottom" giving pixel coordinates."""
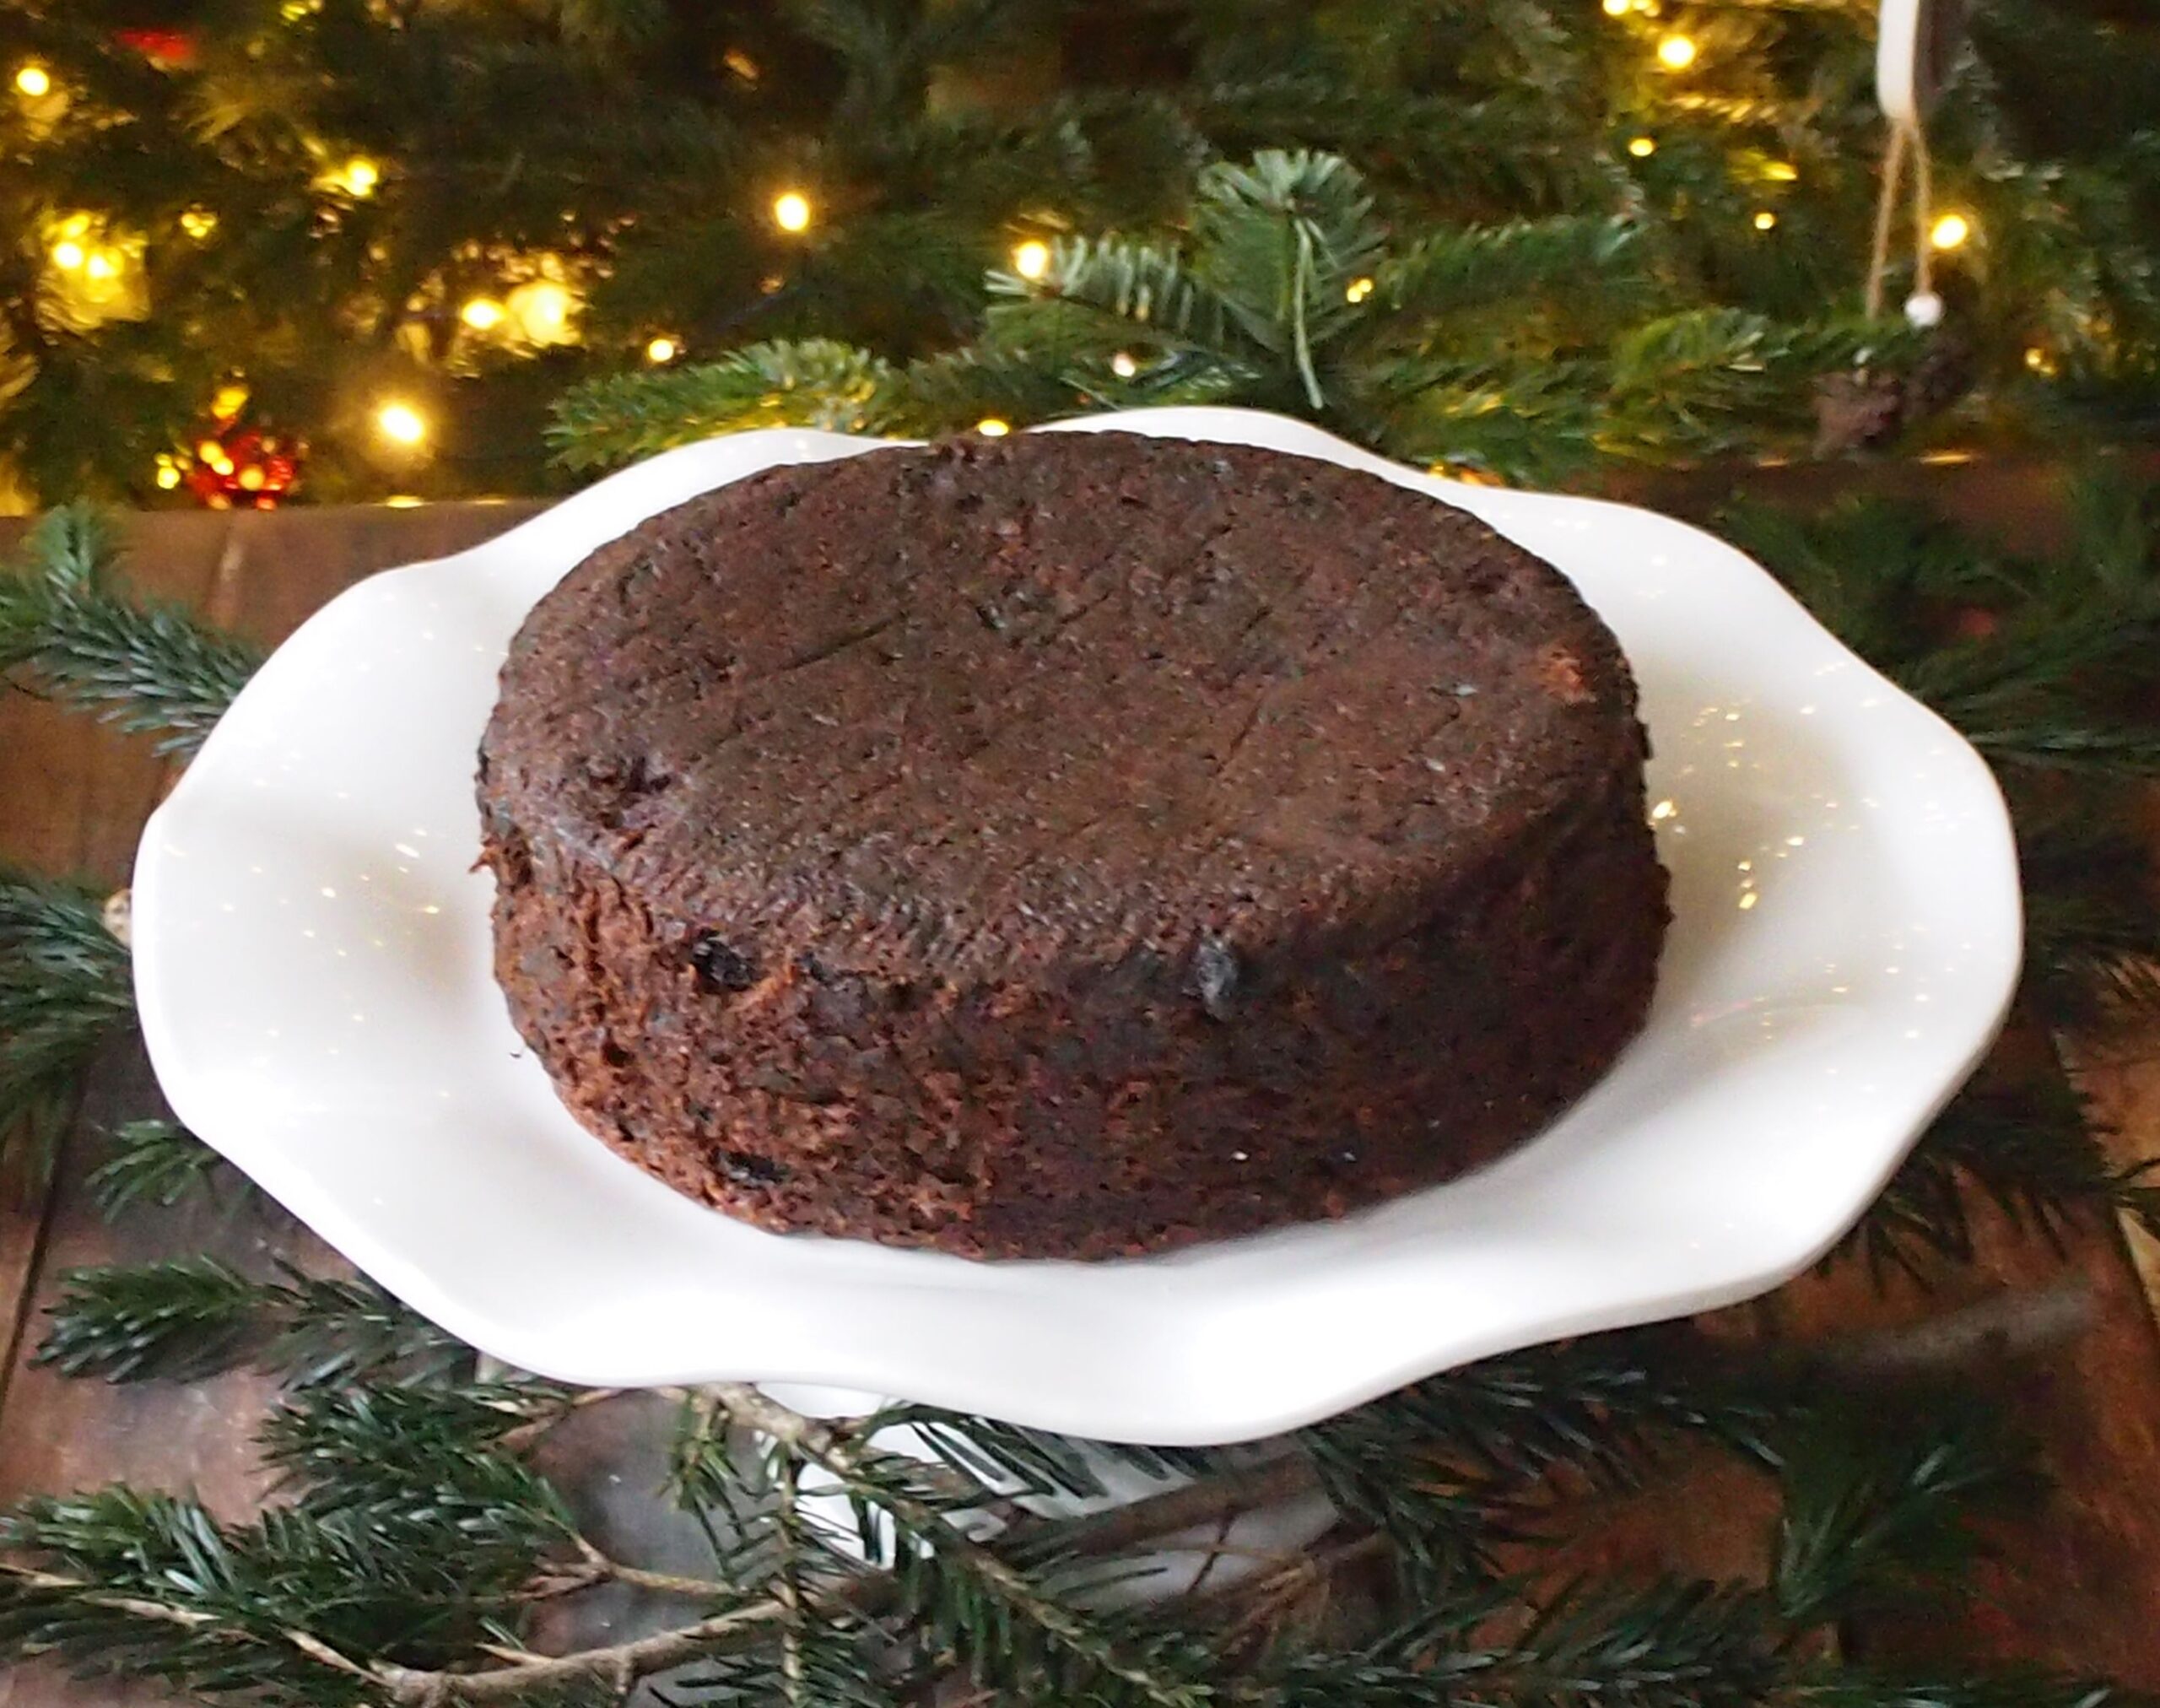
[
  {"left": 0, "top": 868, "right": 133, "bottom": 1170},
  {"left": 35, "top": 1257, "right": 469, "bottom": 1387},
  {"left": 1857, "top": 1079, "right": 2160, "bottom": 1281},
  {"left": 87, "top": 1118, "right": 240, "bottom": 1220},
  {"left": 1, "top": 504, "right": 262, "bottom": 756},
  {"left": 10, "top": 1350, "right": 2130, "bottom": 1708}
]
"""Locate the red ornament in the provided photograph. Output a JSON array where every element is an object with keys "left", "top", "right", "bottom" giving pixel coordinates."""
[
  {"left": 115, "top": 27, "right": 197, "bottom": 68},
  {"left": 177, "top": 418, "right": 305, "bottom": 510}
]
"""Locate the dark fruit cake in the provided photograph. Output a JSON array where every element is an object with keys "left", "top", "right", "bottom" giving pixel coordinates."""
[{"left": 478, "top": 430, "right": 1668, "bottom": 1259}]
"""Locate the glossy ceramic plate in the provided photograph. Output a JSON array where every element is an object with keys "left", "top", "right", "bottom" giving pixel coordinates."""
[{"left": 132, "top": 408, "right": 2021, "bottom": 1445}]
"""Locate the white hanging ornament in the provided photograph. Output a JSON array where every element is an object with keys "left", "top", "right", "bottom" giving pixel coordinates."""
[
  {"left": 1866, "top": 0, "right": 1970, "bottom": 324},
  {"left": 1876, "top": 0, "right": 1968, "bottom": 128}
]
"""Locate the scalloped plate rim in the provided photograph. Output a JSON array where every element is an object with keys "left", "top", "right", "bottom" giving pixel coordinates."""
[{"left": 130, "top": 406, "right": 2021, "bottom": 1443}]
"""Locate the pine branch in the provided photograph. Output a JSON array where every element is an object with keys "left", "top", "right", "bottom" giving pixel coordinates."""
[
  {"left": 1853, "top": 1078, "right": 2160, "bottom": 1281},
  {"left": 1297, "top": 1333, "right": 1774, "bottom": 1594},
  {"left": 88, "top": 1118, "right": 240, "bottom": 1220},
  {"left": 709, "top": 1383, "right": 1216, "bottom": 1708},
  {"left": 1270, "top": 1579, "right": 1787, "bottom": 1708},
  {"left": 258, "top": 1383, "right": 578, "bottom": 1588},
  {"left": 988, "top": 235, "right": 1243, "bottom": 356},
  {"left": 1773, "top": 1413, "right": 2028, "bottom": 1627},
  {"left": 35, "top": 1257, "right": 469, "bottom": 1387},
  {"left": 1191, "top": 149, "right": 1389, "bottom": 404},
  {"left": 1790, "top": 1672, "right": 2159, "bottom": 1708},
  {"left": 1381, "top": 216, "right": 1653, "bottom": 327},
  {"left": 2, "top": 505, "right": 261, "bottom": 756},
  {"left": 548, "top": 341, "right": 894, "bottom": 470},
  {"left": 0, "top": 869, "right": 133, "bottom": 1173}
]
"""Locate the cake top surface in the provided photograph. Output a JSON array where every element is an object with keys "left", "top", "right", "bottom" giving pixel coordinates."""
[{"left": 480, "top": 431, "right": 1639, "bottom": 976}]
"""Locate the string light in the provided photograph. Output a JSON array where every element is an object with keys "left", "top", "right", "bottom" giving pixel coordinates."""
[
  {"left": 771, "top": 191, "right": 813, "bottom": 234},
  {"left": 1753, "top": 210, "right": 1778, "bottom": 230},
  {"left": 51, "top": 239, "right": 85, "bottom": 271},
  {"left": 85, "top": 250, "right": 117, "bottom": 279},
  {"left": 1345, "top": 276, "right": 1375, "bottom": 303},
  {"left": 156, "top": 463, "right": 182, "bottom": 490},
  {"left": 975, "top": 418, "right": 1011, "bottom": 437},
  {"left": 461, "top": 297, "right": 505, "bottom": 330},
  {"left": 645, "top": 336, "right": 679, "bottom": 364},
  {"left": 505, "top": 278, "right": 578, "bottom": 346},
  {"left": 1110, "top": 352, "right": 1138, "bottom": 378},
  {"left": 1929, "top": 212, "right": 1972, "bottom": 251},
  {"left": 14, "top": 62, "right": 51, "bottom": 98},
  {"left": 375, "top": 400, "right": 427, "bottom": 446},
  {"left": 1656, "top": 33, "right": 1698, "bottom": 69},
  {"left": 1628, "top": 136, "right": 1657, "bottom": 158},
  {"left": 212, "top": 382, "right": 250, "bottom": 419},
  {"left": 722, "top": 48, "right": 759, "bottom": 83},
  {"left": 179, "top": 208, "right": 219, "bottom": 240},
  {"left": 1762, "top": 159, "right": 1799, "bottom": 182},
  {"left": 2024, "top": 346, "right": 2056, "bottom": 375},
  {"left": 1011, "top": 239, "right": 1050, "bottom": 280},
  {"left": 1601, "top": 0, "right": 1628, "bottom": 14},
  {"left": 321, "top": 156, "right": 380, "bottom": 198}
]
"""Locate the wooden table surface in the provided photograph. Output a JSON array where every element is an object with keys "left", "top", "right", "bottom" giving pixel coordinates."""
[{"left": 2, "top": 484, "right": 2157, "bottom": 1704}]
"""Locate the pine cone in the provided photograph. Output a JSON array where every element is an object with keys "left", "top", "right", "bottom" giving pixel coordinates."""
[
  {"left": 1899, "top": 324, "right": 1978, "bottom": 424},
  {"left": 1812, "top": 369, "right": 1908, "bottom": 457}
]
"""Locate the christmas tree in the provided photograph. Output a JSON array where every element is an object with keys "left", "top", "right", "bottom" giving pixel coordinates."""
[{"left": 0, "top": 0, "right": 2154, "bottom": 505}]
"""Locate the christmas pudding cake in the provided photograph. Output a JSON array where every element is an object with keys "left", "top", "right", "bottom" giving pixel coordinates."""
[{"left": 478, "top": 431, "right": 1668, "bottom": 1259}]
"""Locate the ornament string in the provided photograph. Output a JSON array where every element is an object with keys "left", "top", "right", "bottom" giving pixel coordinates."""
[{"left": 1863, "top": 117, "right": 1936, "bottom": 322}]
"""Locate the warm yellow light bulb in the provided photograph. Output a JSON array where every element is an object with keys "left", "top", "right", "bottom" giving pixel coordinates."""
[
  {"left": 51, "top": 239, "right": 85, "bottom": 270},
  {"left": 1656, "top": 33, "right": 1698, "bottom": 68},
  {"left": 208, "top": 453, "right": 235, "bottom": 478},
  {"left": 1012, "top": 239, "right": 1051, "bottom": 281},
  {"left": 15, "top": 63, "right": 51, "bottom": 98},
  {"left": 1601, "top": 0, "right": 1629, "bottom": 14},
  {"left": 1752, "top": 210, "right": 1778, "bottom": 230},
  {"left": 85, "top": 250, "right": 117, "bottom": 279},
  {"left": 212, "top": 382, "right": 250, "bottom": 419},
  {"left": 461, "top": 297, "right": 505, "bottom": 330},
  {"left": 522, "top": 282, "right": 569, "bottom": 328},
  {"left": 179, "top": 208, "right": 219, "bottom": 240},
  {"left": 1628, "top": 135, "right": 1656, "bottom": 158},
  {"left": 197, "top": 439, "right": 224, "bottom": 462},
  {"left": 975, "top": 418, "right": 1011, "bottom": 437},
  {"left": 1929, "top": 212, "right": 1971, "bottom": 251},
  {"left": 1344, "top": 275, "right": 1375, "bottom": 304},
  {"left": 772, "top": 190, "right": 813, "bottom": 234},
  {"left": 645, "top": 336, "right": 679, "bottom": 364},
  {"left": 1763, "top": 159, "right": 1799, "bottom": 182},
  {"left": 342, "top": 157, "right": 380, "bottom": 197},
  {"left": 156, "top": 464, "right": 182, "bottom": 490},
  {"left": 1110, "top": 351, "right": 1138, "bottom": 378},
  {"left": 375, "top": 401, "right": 427, "bottom": 446}
]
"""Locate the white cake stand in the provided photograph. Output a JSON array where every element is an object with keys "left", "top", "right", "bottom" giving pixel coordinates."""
[{"left": 129, "top": 407, "right": 2020, "bottom": 1446}]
